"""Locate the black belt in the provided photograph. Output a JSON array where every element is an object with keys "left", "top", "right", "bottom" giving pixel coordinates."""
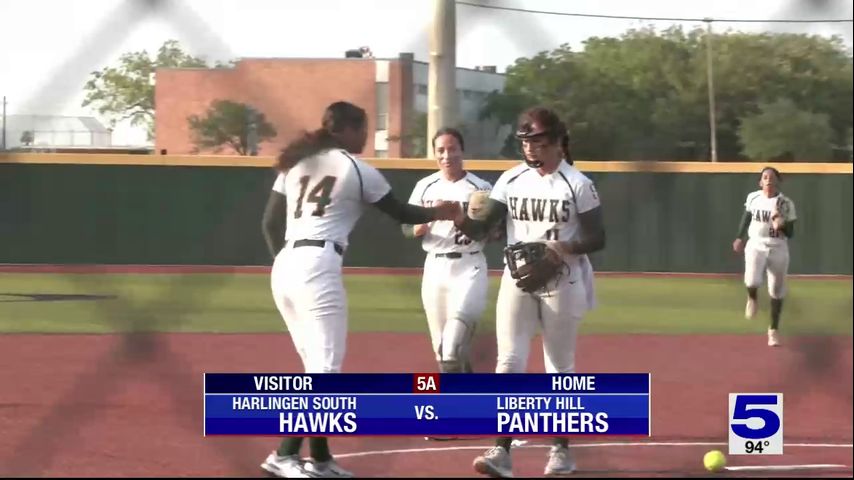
[
  {"left": 434, "top": 251, "right": 480, "bottom": 259},
  {"left": 288, "top": 239, "right": 343, "bottom": 256}
]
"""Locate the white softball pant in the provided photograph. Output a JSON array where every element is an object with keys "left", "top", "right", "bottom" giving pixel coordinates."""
[
  {"left": 744, "top": 239, "right": 790, "bottom": 299},
  {"left": 421, "top": 251, "right": 488, "bottom": 363},
  {"left": 495, "top": 260, "right": 587, "bottom": 374},
  {"left": 271, "top": 240, "right": 347, "bottom": 373}
]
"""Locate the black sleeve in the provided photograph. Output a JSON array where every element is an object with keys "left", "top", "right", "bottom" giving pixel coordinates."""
[
  {"left": 736, "top": 211, "right": 751, "bottom": 239},
  {"left": 455, "top": 199, "right": 508, "bottom": 242},
  {"left": 566, "top": 206, "right": 606, "bottom": 254},
  {"left": 373, "top": 191, "right": 438, "bottom": 225},
  {"left": 781, "top": 220, "right": 795, "bottom": 239},
  {"left": 262, "top": 190, "right": 287, "bottom": 259}
]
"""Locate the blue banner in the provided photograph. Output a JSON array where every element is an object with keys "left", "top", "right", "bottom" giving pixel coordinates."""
[
  {"left": 204, "top": 393, "right": 650, "bottom": 436},
  {"left": 204, "top": 373, "right": 650, "bottom": 394}
]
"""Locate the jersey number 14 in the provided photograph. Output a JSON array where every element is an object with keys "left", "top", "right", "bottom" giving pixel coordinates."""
[{"left": 295, "top": 175, "right": 337, "bottom": 218}]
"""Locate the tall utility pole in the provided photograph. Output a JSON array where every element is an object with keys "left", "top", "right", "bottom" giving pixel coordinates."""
[
  {"left": 1, "top": 96, "right": 7, "bottom": 151},
  {"left": 427, "top": 0, "right": 456, "bottom": 159},
  {"left": 704, "top": 19, "right": 719, "bottom": 162}
]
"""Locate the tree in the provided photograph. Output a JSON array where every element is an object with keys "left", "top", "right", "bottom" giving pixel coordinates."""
[
  {"left": 20, "top": 130, "right": 34, "bottom": 146},
  {"left": 187, "top": 100, "right": 277, "bottom": 155},
  {"left": 408, "top": 112, "right": 428, "bottom": 157},
  {"left": 82, "top": 40, "right": 209, "bottom": 140},
  {"left": 847, "top": 128, "right": 853, "bottom": 161},
  {"left": 481, "top": 27, "right": 853, "bottom": 161},
  {"left": 386, "top": 112, "right": 428, "bottom": 157},
  {"left": 738, "top": 98, "right": 834, "bottom": 161}
]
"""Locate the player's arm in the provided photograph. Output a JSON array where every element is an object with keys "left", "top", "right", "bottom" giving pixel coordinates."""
[
  {"left": 771, "top": 198, "right": 796, "bottom": 238},
  {"left": 400, "top": 187, "right": 429, "bottom": 238},
  {"left": 732, "top": 211, "right": 752, "bottom": 253},
  {"left": 373, "top": 191, "right": 459, "bottom": 224},
  {"left": 402, "top": 223, "right": 429, "bottom": 238},
  {"left": 775, "top": 219, "right": 795, "bottom": 238},
  {"left": 359, "top": 162, "right": 458, "bottom": 225},
  {"left": 261, "top": 190, "right": 287, "bottom": 258},
  {"left": 735, "top": 211, "right": 751, "bottom": 240},
  {"left": 781, "top": 221, "right": 795, "bottom": 238},
  {"left": 552, "top": 206, "right": 606, "bottom": 255},
  {"left": 454, "top": 199, "right": 508, "bottom": 242},
  {"left": 548, "top": 180, "right": 606, "bottom": 255}
]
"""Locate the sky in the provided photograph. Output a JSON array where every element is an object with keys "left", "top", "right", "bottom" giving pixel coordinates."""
[{"left": 1, "top": 0, "right": 851, "bottom": 146}]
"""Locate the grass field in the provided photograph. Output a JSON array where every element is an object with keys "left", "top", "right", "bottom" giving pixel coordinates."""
[{"left": 0, "top": 272, "right": 850, "bottom": 335}]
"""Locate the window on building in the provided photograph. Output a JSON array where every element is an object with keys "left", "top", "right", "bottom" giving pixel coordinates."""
[
  {"left": 376, "top": 82, "right": 389, "bottom": 130},
  {"left": 377, "top": 113, "right": 389, "bottom": 131}
]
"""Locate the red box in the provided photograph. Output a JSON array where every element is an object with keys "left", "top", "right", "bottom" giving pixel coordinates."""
[{"left": 413, "top": 373, "right": 440, "bottom": 393}]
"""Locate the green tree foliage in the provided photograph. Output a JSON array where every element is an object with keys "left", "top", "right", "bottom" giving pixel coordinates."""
[
  {"left": 187, "top": 100, "right": 277, "bottom": 155},
  {"left": 82, "top": 40, "right": 209, "bottom": 139},
  {"left": 738, "top": 98, "right": 834, "bottom": 161},
  {"left": 483, "top": 27, "right": 853, "bottom": 161},
  {"left": 20, "top": 130, "right": 34, "bottom": 146}
]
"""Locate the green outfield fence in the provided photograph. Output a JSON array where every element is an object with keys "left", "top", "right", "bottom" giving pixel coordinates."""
[{"left": 1, "top": 154, "right": 851, "bottom": 274}]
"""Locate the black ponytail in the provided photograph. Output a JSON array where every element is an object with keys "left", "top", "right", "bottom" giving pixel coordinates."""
[{"left": 276, "top": 101, "right": 367, "bottom": 171}]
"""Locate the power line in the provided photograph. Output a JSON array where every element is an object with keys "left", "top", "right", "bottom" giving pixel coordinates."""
[{"left": 456, "top": 1, "right": 854, "bottom": 24}]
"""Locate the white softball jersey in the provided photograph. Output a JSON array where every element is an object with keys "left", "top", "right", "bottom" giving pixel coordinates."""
[
  {"left": 272, "top": 149, "right": 391, "bottom": 249},
  {"left": 407, "top": 171, "right": 493, "bottom": 254},
  {"left": 744, "top": 190, "right": 798, "bottom": 246},
  {"left": 490, "top": 161, "right": 601, "bottom": 258}
]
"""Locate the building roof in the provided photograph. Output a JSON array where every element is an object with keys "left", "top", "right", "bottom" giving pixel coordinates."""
[{"left": 3, "top": 114, "right": 110, "bottom": 133}]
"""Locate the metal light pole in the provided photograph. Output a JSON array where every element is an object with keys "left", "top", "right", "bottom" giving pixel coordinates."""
[
  {"left": 1, "top": 96, "right": 7, "bottom": 151},
  {"left": 427, "top": 0, "right": 456, "bottom": 159},
  {"left": 704, "top": 19, "right": 719, "bottom": 162}
]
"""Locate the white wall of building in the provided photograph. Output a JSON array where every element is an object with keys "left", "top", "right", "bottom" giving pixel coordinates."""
[{"left": 412, "top": 62, "right": 510, "bottom": 158}]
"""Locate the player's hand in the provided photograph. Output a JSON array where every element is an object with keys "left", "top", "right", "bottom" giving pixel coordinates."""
[
  {"left": 433, "top": 200, "right": 461, "bottom": 221},
  {"left": 732, "top": 238, "right": 744, "bottom": 253},
  {"left": 544, "top": 240, "right": 567, "bottom": 258},
  {"left": 771, "top": 215, "right": 785, "bottom": 231},
  {"left": 413, "top": 224, "right": 429, "bottom": 237}
]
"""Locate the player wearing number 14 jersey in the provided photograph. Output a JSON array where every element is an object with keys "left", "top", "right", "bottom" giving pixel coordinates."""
[
  {"left": 405, "top": 128, "right": 493, "bottom": 375},
  {"left": 260, "top": 101, "right": 460, "bottom": 478}
]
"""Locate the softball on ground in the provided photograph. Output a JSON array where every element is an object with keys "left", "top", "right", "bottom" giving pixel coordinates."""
[{"left": 703, "top": 450, "right": 726, "bottom": 472}]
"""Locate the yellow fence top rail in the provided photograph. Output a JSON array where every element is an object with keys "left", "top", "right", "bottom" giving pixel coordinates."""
[{"left": 0, "top": 153, "right": 851, "bottom": 174}]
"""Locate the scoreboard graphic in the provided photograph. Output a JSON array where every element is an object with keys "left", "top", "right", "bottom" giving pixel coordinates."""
[{"left": 203, "top": 373, "right": 652, "bottom": 437}]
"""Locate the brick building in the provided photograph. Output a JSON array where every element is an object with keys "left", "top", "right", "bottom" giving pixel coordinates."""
[{"left": 154, "top": 53, "right": 508, "bottom": 158}]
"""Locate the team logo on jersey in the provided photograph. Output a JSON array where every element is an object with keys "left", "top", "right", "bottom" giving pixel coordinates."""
[
  {"left": 424, "top": 199, "right": 468, "bottom": 211},
  {"left": 752, "top": 209, "right": 773, "bottom": 222},
  {"left": 508, "top": 197, "right": 570, "bottom": 222}
]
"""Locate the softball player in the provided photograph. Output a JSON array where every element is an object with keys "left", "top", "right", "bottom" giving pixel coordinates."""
[
  {"left": 454, "top": 107, "right": 606, "bottom": 478},
  {"left": 259, "top": 101, "right": 461, "bottom": 478},
  {"left": 405, "top": 128, "right": 492, "bottom": 374},
  {"left": 732, "top": 166, "right": 797, "bottom": 347}
]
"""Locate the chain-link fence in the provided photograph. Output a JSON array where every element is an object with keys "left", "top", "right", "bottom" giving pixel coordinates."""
[{"left": 0, "top": 0, "right": 852, "bottom": 477}]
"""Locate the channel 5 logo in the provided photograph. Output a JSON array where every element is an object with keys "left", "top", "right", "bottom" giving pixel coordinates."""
[{"left": 728, "top": 393, "right": 783, "bottom": 455}]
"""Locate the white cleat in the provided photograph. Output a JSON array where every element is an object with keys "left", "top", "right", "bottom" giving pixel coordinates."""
[
  {"left": 261, "top": 452, "right": 310, "bottom": 478},
  {"left": 768, "top": 328, "right": 780, "bottom": 347},
  {"left": 544, "top": 445, "right": 576, "bottom": 476},
  {"left": 302, "top": 459, "right": 354, "bottom": 478},
  {"left": 473, "top": 446, "right": 513, "bottom": 478},
  {"left": 745, "top": 297, "right": 757, "bottom": 319}
]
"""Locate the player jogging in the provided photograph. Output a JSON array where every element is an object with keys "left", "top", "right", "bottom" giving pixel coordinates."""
[
  {"left": 732, "top": 166, "right": 797, "bottom": 347},
  {"left": 454, "top": 107, "right": 606, "bottom": 477},
  {"left": 259, "top": 101, "right": 460, "bottom": 478},
  {"left": 404, "top": 127, "right": 493, "bottom": 374}
]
